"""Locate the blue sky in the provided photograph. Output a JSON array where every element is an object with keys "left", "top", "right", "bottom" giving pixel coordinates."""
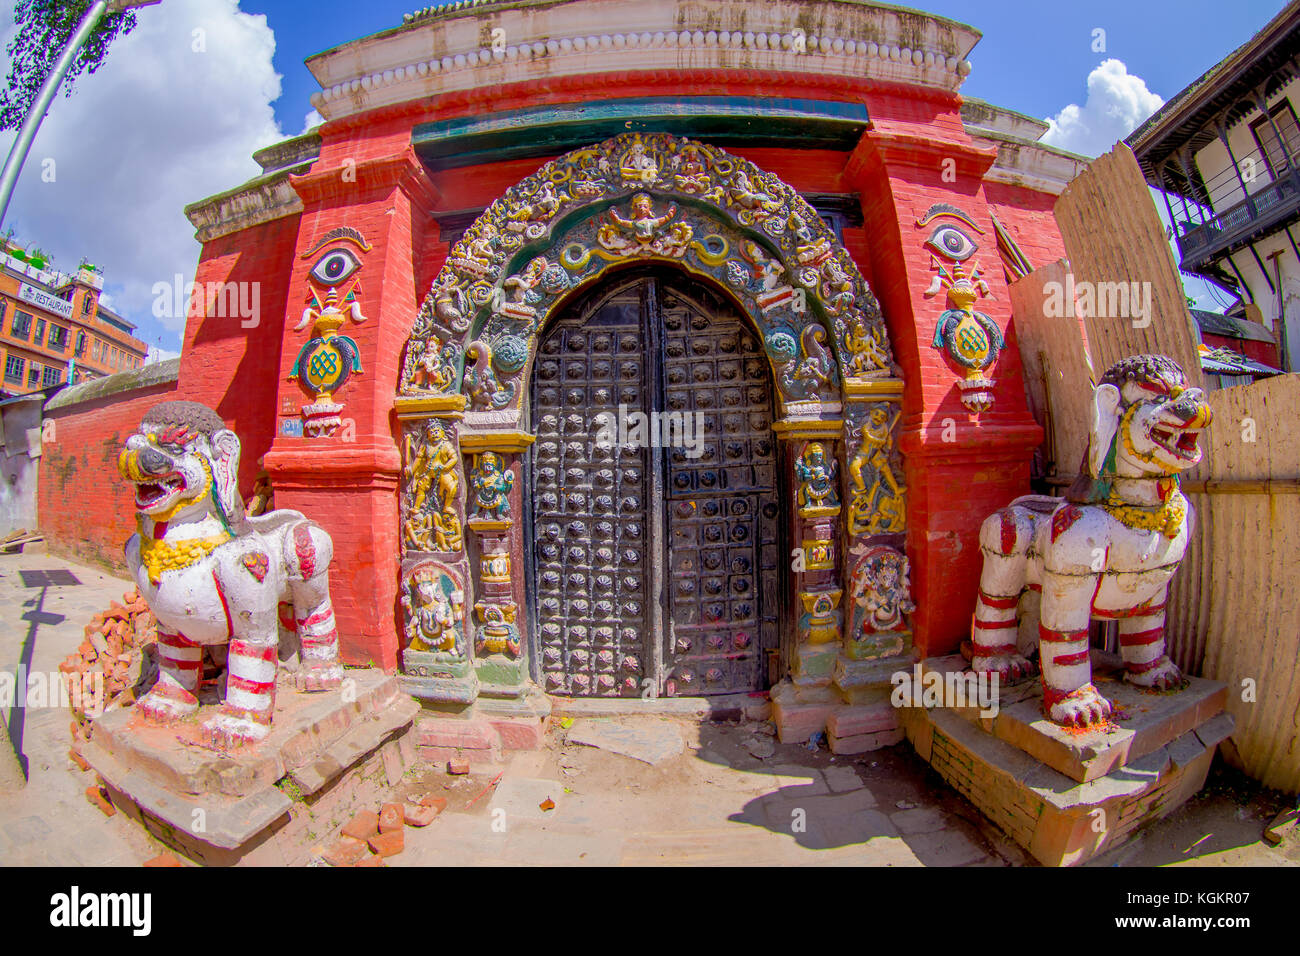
[{"left": 0, "top": 0, "right": 1288, "bottom": 353}]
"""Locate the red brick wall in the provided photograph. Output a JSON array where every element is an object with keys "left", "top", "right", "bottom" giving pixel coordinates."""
[
  {"left": 180, "top": 214, "right": 300, "bottom": 493},
  {"left": 39, "top": 379, "right": 179, "bottom": 573},
  {"left": 983, "top": 183, "right": 1070, "bottom": 272},
  {"left": 36, "top": 214, "right": 300, "bottom": 574}
]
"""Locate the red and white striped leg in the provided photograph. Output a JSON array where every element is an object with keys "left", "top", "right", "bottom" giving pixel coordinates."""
[
  {"left": 200, "top": 639, "right": 276, "bottom": 748},
  {"left": 970, "top": 589, "right": 1035, "bottom": 681},
  {"left": 136, "top": 631, "right": 201, "bottom": 722},
  {"left": 294, "top": 597, "right": 343, "bottom": 692},
  {"left": 1118, "top": 609, "right": 1182, "bottom": 689},
  {"left": 1039, "top": 624, "right": 1112, "bottom": 726}
]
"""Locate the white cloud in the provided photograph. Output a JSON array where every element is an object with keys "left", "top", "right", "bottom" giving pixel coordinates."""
[
  {"left": 302, "top": 109, "right": 323, "bottom": 134},
  {"left": 1042, "top": 59, "right": 1164, "bottom": 159},
  {"left": 145, "top": 344, "right": 180, "bottom": 364},
  {"left": 0, "top": 0, "right": 289, "bottom": 351}
]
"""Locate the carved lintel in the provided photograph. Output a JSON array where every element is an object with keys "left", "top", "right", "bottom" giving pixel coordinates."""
[
  {"left": 459, "top": 431, "right": 536, "bottom": 454},
  {"left": 843, "top": 377, "right": 904, "bottom": 401},
  {"left": 773, "top": 418, "right": 843, "bottom": 440},
  {"left": 395, "top": 394, "right": 468, "bottom": 419}
]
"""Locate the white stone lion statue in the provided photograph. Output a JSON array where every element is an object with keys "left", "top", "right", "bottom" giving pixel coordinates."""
[
  {"left": 971, "top": 355, "right": 1212, "bottom": 726},
  {"left": 118, "top": 401, "right": 342, "bottom": 747}
]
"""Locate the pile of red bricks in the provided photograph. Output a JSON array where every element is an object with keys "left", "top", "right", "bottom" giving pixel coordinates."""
[
  {"left": 321, "top": 795, "right": 448, "bottom": 866},
  {"left": 60, "top": 588, "right": 158, "bottom": 743}
]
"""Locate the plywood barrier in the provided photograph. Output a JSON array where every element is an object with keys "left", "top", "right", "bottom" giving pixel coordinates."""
[
  {"left": 1169, "top": 375, "right": 1300, "bottom": 792},
  {"left": 1007, "top": 259, "right": 1096, "bottom": 482},
  {"left": 1054, "top": 144, "right": 1208, "bottom": 404},
  {"left": 1007, "top": 144, "right": 1300, "bottom": 792}
]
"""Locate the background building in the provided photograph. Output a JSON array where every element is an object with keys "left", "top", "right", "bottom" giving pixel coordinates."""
[
  {"left": 0, "top": 240, "right": 148, "bottom": 399},
  {"left": 1129, "top": 0, "right": 1300, "bottom": 372}
]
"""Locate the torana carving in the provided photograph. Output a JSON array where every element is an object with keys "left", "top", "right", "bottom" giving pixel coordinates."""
[{"left": 400, "top": 133, "right": 897, "bottom": 412}]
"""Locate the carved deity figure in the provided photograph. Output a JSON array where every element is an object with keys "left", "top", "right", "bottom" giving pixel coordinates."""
[
  {"left": 673, "top": 145, "right": 714, "bottom": 195},
  {"left": 119, "top": 401, "right": 342, "bottom": 748},
  {"left": 848, "top": 406, "right": 905, "bottom": 535},
  {"left": 845, "top": 316, "right": 890, "bottom": 377},
  {"left": 403, "top": 567, "right": 465, "bottom": 657},
  {"left": 509, "top": 179, "right": 564, "bottom": 226},
  {"left": 620, "top": 138, "right": 659, "bottom": 183},
  {"left": 404, "top": 421, "right": 463, "bottom": 553},
  {"left": 851, "top": 546, "right": 916, "bottom": 635},
  {"left": 728, "top": 169, "right": 780, "bottom": 217},
  {"left": 971, "top": 355, "right": 1210, "bottom": 727},
  {"left": 408, "top": 336, "right": 458, "bottom": 393},
  {"left": 451, "top": 222, "right": 499, "bottom": 277},
  {"left": 598, "top": 193, "right": 692, "bottom": 258},
  {"left": 469, "top": 452, "right": 515, "bottom": 521},
  {"left": 795, "top": 442, "right": 839, "bottom": 516}
]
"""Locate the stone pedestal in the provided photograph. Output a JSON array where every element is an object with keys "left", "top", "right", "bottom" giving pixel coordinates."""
[
  {"left": 81, "top": 670, "right": 418, "bottom": 865},
  {"left": 899, "top": 652, "right": 1234, "bottom": 866},
  {"left": 413, "top": 686, "right": 553, "bottom": 765},
  {"left": 771, "top": 656, "right": 909, "bottom": 754}
]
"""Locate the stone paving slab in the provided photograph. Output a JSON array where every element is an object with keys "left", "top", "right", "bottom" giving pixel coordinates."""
[
  {"left": 565, "top": 717, "right": 686, "bottom": 765},
  {"left": 0, "top": 548, "right": 164, "bottom": 864}
]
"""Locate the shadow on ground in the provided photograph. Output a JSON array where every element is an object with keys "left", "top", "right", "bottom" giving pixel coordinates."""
[{"left": 688, "top": 721, "right": 1029, "bottom": 865}]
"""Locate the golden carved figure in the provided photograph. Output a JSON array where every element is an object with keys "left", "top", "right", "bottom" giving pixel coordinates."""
[
  {"left": 848, "top": 406, "right": 906, "bottom": 535},
  {"left": 845, "top": 316, "right": 890, "bottom": 376},
  {"left": 404, "top": 420, "right": 463, "bottom": 553}
]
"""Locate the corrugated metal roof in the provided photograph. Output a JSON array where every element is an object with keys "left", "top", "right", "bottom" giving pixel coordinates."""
[{"left": 1198, "top": 344, "right": 1282, "bottom": 376}]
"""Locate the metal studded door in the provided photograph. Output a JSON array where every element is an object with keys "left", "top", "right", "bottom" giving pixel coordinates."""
[
  {"left": 530, "top": 284, "right": 652, "bottom": 697},
  {"left": 529, "top": 269, "right": 779, "bottom": 697},
  {"left": 659, "top": 282, "right": 779, "bottom": 696}
]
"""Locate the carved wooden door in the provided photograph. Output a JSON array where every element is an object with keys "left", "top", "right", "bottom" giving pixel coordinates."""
[
  {"left": 659, "top": 281, "right": 780, "bottom": 696},
  {"left": 529, "top": 269, "right": 779, "bottom": 698}
]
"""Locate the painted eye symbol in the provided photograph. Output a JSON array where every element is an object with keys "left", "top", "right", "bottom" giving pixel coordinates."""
[
  {"left": 310, "top": 248, "right": 361, "bottom": 285},
  {"left": 926, "top": 225, "right": 978, "bottom": 261}
]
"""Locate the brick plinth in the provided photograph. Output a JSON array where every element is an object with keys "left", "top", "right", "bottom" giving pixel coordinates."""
[{"left": 900, "top": 657, "right": 1235, "bottom": 866}]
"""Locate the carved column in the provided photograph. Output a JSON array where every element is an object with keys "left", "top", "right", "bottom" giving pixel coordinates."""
[
  {"left": 836, "top": 378, "right": 914, "bottom": 701},
  {"left": 461, "top": 430, "right": 534, "bottom": 698},
  {"left": 394, "top": 394, "right": 476, "bottom": 706},
  {"left": 773, "top": 417, "right": 843, "bottom": 703}
]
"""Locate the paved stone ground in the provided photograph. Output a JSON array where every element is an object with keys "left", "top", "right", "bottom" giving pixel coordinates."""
[
  {"left": 1, "top": 546, "right": 1296, "bottom": 867},
  {"left": 0, "top": 547, "right": 159, "bottom": 865}
]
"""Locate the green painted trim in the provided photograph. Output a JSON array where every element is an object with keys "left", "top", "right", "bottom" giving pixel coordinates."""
[{"left": 413, "top": 97, "right": 869, "bottom": 170}]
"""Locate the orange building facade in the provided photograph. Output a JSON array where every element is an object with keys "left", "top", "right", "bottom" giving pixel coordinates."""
[{"left": 0, "top": 250, "right": 148, "bottom": 398}]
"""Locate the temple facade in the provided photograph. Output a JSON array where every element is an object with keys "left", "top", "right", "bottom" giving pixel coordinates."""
[{"left": 45, "top": 0, "right": 1087, "bottom": 742}]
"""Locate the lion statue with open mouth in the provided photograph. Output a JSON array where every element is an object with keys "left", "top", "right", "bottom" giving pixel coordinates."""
[
  {"left": 118, "top": 401, "right": 343, "bottom": 747},
  {"left": 970, "top": 355, "right": 1212, "bottom": 727}
]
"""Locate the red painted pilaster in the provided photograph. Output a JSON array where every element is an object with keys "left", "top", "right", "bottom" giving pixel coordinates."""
[
  {"left": 262, "top": 147, "right": 439, "bottom": 669},
  {"left": 845, "top": 124, "right": 1043, "bottom": 658}
]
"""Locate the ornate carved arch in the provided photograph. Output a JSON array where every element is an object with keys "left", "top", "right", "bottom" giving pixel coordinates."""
[
  {"left": 393, "top": 133, "right": 909, "bottom": 705},
  {"left": 399, "top": 132, "right": 898, "bottom": 420}
]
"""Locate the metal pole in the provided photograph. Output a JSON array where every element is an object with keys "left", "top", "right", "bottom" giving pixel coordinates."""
[{"left": 0, "top": 1, "right": 111, "bottom": 232}]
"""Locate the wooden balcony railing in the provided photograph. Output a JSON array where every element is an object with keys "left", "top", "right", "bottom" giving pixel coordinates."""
[{"left": 1176, "top": 168, "right": 1300, "bottom": 268}]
